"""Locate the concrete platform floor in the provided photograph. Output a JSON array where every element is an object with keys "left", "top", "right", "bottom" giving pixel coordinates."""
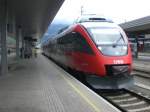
[{"left": 0, "top": 54, "right": 120, "bottom": 112}]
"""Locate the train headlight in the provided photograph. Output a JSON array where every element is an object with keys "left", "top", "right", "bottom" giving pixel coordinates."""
[{"left": 98, "top": 46, "right": 102, "bottom": 51}]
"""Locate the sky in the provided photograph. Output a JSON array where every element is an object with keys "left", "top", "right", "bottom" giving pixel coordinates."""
[
  {"left": 53, "top": 0, "right": 150, "bottom": 24},
  {"left": 41, "top": 0, "right": 150, "bottom": 43}
]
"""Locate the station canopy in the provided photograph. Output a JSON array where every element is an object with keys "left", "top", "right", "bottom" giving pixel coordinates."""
[
  {"left": 7, "top": 0, "right": 64, "bottom": 39},
  {"left": 120, "top": 16, "right": 150, "bottom": 34}
]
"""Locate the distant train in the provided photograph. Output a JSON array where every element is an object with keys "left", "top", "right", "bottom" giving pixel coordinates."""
[{"left": 42, "top": 16, "right": 133, "bottom": 89}]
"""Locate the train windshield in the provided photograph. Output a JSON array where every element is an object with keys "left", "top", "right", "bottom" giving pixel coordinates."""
[
  {"left": 88, "top": 28, "right": 128, "bottom": 56},
  {"left": 88, "top": 28, "right": 127, "bottom": 45}
]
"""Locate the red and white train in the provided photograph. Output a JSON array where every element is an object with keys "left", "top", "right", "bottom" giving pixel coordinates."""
[{"left": 42, "top": 16, "right": 133, "bottom": 89}]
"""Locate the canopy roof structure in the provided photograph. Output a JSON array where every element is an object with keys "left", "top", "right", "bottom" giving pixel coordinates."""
[
  {"left": 7, "top": 0, "right": 64, "bottom": 38},
  {"left": 120, "top": 16, "right": 150, "bottom": 34}
]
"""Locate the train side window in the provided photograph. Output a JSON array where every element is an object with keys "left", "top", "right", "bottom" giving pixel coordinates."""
[
  {"left": 57, "top": 37, "right": 61, "bottom": 44},
  {"left": 66, "top": 33, "right": 74, "bottom": 43},
  {"left": 71, "top": 32, "right": 94, "bottom": 54},
  {"left": 58, "top": 35, "right": 67, "bottom": 44}
]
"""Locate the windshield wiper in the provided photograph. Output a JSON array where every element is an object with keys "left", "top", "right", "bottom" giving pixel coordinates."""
[{"left": 112, "top": 36, "right": 122, "bottom": 47}]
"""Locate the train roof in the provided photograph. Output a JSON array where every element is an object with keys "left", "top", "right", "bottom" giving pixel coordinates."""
[
  {"left": 80, "top": 22, "right": 120, "bottom": 29},
  {"left": 75, "top": 14, "right": 113, "bottom": 23}
]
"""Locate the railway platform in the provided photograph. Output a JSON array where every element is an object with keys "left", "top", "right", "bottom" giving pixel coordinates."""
[
  {"left": 132, "top": 54, "right": 150, "bottom": 78},
  {"left": 0, "top": 54, "right": 120, "bottom": 112},
  {"left": 133, "top": 56, "right": 150, "bottom": 74}
]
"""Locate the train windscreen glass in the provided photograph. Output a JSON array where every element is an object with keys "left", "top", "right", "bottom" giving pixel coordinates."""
[{"left": 88, "top": 28, "right": 128, "bottom": 56}]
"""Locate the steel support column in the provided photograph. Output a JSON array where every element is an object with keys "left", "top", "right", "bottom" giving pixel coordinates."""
[
  {"left": 0, "top": 0, "right": 8, "bottom": 75},
  {"left": 21, "top": 35, "right": 24, "bottom": 58},
  {"left": 16, "top": 27, "right": 21, "bottom": 59},
  {"left": 135, "top": 36, "right": 139, "bottom": 58}
]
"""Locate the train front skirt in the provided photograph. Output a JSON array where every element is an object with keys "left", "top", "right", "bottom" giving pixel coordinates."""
[{"left": 86, "top": 74, "right": 134, "bottom": 89}]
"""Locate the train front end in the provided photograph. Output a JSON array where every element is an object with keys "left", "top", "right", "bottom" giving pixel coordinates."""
[{"left": 82, "top": 22, "right": 133, "bottom": 89}]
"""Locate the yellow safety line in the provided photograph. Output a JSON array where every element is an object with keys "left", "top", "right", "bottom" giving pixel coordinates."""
[{"left": 61, "top": 74, "right": 101, "bottom": 112}]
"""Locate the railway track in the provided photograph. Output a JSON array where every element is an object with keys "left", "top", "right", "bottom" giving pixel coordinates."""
[
  {"left": 131, "top": 70, "right": 150, "bottom": 91},
  {"left": 96, "top": 89, "right": 150, "bottom": 112},
  {"left": 132, "top": 70, "right": 150, "bottom": 79}
]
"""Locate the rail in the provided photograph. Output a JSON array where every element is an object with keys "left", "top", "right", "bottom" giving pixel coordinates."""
[{"left": 96, "top": 89, "right": 150, "bottom": 112}]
